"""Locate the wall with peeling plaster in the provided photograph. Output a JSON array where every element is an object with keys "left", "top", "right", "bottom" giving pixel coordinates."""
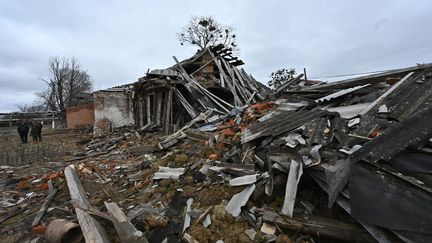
[{"left": 93, "top": 90, "right": 134, "bottom": 136}]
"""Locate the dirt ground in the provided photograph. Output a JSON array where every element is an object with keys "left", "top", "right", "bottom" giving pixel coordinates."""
[
  {"left": 0, "top": 127, "right": 267, "bottom": 242},
  {"left": 0, "top": 123, "right": 361, "bottom": 243},
  {"left": 0, "top": 126, "right": 79, "bottom": 151}
]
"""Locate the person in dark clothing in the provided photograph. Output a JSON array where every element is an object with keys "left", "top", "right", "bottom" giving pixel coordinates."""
[
  {"left": 36, "top": 122, "right": 42, "bottom": 141},
  {"left": 31, "top": 122, "right": 43, "bottom": 142},
  {"left": 30, "top": 122, "right": 37, "bottom": 142},
  {"left": 17, "top": 122, "right": 29, "bottom": 144}
]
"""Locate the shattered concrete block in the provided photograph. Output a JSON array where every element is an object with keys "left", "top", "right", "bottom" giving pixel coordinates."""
[{"left": 261, "top": 222, "right": 276, "bottom": 235}]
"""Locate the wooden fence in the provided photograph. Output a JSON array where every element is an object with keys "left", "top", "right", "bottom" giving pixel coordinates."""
[{"left": 0, "top": 142, "right": 68, "bottom": 165}]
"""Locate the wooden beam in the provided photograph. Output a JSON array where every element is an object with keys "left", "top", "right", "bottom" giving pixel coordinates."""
[
  {"left": 32, "top": 179, "right": 58, "bottom": 227},
  {"left": 221, "top": 58, "right": 249, "bottom": 103},
  {"left": 272, "top": 74, "right": 304, "bottom": 97},
  {"left": 172, "top": 56, "right": 232, "bottom": 111},
  {"left": 156, "top": 93, "right": 162, "bottom": 125},
  {"left": 211, "top": 55, "right": 242, "bottom": 106},
  {"left": 262, "top": 210, "right": 375, "bottom": 242},
  {"left": 146, "top": 95, "right": 151, "bottom": 125},
  {"left": 190, "top": 59, "right": 216, "bottom": 77},
  {"left": 210, "top": 44, "right": 224, "bottom": 52},
  {"left": 220, "top": 51, "right": 232, "bottom": 57},
  {"left": 138, "top": 96, "right": 144, "bottom": 127},
  {"left": 164, "top": 88, "right": 172, "bottom": 133},
  {"left": 241, "top": 68, "right": 260, "bottom": 90},
  {"left": 174, "top": 88, "right": 198, "bottom": 118},
  {"left": 64, "top": 165, "right": 110, "bottom": 243},
  {"left": 230, "top": 60, "right": 245, "bottom": 66}
]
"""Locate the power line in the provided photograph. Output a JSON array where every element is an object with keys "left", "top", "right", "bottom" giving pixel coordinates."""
[
  {"left": 313, "top": 41, "right": 432, "bottom": 77},
  {"left": 309, "top": 60, "right": 431, "bottom": 79},
  {"left": 310, "top": 69, "right": 394, "bottom": 79},
  {"left": 310, "top": 49, "right": 432, "bottom": 80}
]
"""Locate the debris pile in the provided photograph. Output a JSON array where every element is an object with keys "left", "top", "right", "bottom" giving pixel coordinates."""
[
  {"left": 132, "top": 45, "right": 268, "bottom": 134},
  {"left": 1, "top": 63, "right": 432, "bottom": 242}
]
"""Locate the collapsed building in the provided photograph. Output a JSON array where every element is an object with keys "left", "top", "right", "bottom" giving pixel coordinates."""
[
  {"left": 92, "top": 61, "right": 432, "bottom": 242},
  {"left": 132, "top": 45, "right": 268, "bottom": 133},
  {"left": 94, "top": 45, "right": 268, "bottom": 135},
  {"left": 137, "top": 62, "right": 432, "bottom": 242}
]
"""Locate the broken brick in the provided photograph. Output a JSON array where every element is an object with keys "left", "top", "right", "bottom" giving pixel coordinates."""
[{"left": 31, "top": 224, "right": 46, "bottom": 234}]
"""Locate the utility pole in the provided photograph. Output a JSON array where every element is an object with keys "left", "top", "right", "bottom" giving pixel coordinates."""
[{"left": 52, "top": 112, "right": 55, "bottom": 129}]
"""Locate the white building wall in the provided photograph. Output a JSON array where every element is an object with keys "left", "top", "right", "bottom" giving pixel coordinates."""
[{"left": 93, "top": 90, "right": 134, "bottom": 136}]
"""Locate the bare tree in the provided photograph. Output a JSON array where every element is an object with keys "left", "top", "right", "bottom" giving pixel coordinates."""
[
  {"left": 37, "top": 57, "right": 92, "bottom": 117},
  {"left": 16, "top": 103, "right": 46, "bottom": 113},
  {"left": 177, "top": 16, "right": 238, "bottom": 52},
  {"left": 267, "top": 68, "right": 297, "bottom": 89}
]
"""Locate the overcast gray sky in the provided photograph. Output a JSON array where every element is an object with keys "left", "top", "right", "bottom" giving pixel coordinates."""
[{"left": 1, "top": 0, "right": 432, "bottom": 112}]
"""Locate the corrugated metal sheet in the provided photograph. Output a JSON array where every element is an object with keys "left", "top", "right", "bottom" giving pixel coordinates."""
[
  {"left": 350, "top": 106, "right": 432, "bottom": 163},
  {"left": 315, "top": 84, "right": 370, "bottom": 103},
  {"left": 149, "top": 69, "right": 180, "bottom": 77},
  {"left": 242, "top": 109, "right": 329, "bottom": 144}
]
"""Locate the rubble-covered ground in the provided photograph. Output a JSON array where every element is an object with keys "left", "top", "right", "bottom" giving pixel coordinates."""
[{"left": 1, "top": 104, "right": 377, "bottom": 243}]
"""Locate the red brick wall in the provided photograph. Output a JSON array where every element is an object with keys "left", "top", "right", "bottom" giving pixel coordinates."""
[{"left": 66, "top": 103, "right": 95, "bottom": 129}]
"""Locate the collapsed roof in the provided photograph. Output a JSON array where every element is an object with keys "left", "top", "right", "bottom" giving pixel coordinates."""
[
  {"left": 237, "top": 63, "right": 432, "bottom": 242},
  {"left": 133, "top": 45, "right": 269, "bottom": 133}
]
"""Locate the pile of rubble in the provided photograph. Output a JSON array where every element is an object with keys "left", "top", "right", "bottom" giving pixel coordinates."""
[{"left": 1, "top": 63, "right": 432, "bottom": 243}]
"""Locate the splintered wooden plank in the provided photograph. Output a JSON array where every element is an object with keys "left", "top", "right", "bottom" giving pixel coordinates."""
[
  {"left": 273, "top": 74, "right": 304, "bottom": 96},
  {"left": 31, "top": 179, "right": 58, "bottom": 227},
  {"left": 190, "top": 58, "right": 216, "bottom": 77},
  {"left": 138, "top": 96, "right": 144, "bottom": 127},
  {"left": 146, "top": 95, "right": 151, "bottom": 125},
  {"left": 64, "top": 165, "right": 110, "bottom": 243},
  {"left": 165, "top": 88, "right": 173, "bottom": 133},
  {"left": 241, "top": 68, "right": 260, "bottom": 90},
  {"left": 173, "top": 56, "right": 232, "bottom": 112},
  {"left": 218, "top": 58, "right": 242, "bottom": 106},
  {"left": 174, "top": 88, "right": 198, "bottom": 118},
  {"left": 220, "top": 58, "right": 249, "bottom": 103},
  {"left": 232, "top": 67, "right": 253, "bottom": 100},
  {"left": 207, "top": 52, "right": 242, "bottom": 106},
  {"left": 233, "top": 67, "right": 247, "bottom": 87},
  {"left": 234, "top": 68, "right": 256, "bottom": 102},
  {"left": 262, "top": 210, "right": 375, "bottom": 242},
  {"left": 156, "top": 93, "right": 162, "bottom": 125}
]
